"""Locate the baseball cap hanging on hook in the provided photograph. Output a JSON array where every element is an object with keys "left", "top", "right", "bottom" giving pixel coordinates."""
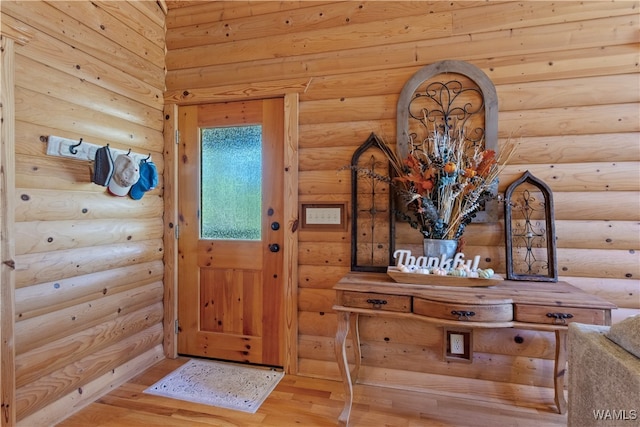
[
  {"left": 92, "top": 144, "right": 114, "bottom": 187},
  {"left": 130, "top": 155, "right": 157, "bottom": 200},
  {"left": 108, "top": 151, "right": 140, "bottom": 197}
]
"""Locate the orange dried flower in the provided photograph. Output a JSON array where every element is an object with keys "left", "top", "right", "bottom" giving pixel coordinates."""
[
  {"left": 444, "top": 162, "right": 457, "bottom": 174},
  {"left": 476, "top": 150, "right": 497, "bottom": 177}
]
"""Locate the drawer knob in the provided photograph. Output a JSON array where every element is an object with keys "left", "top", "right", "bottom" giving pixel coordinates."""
[
  {"left": 546, "top": 312, "right": 574, "bottom": 324},
  {"left": 451, "top": 310, "right": 476, "bottom": 320},
  {"left": 366, "top": 299, "right": 388, "bottom": 309}
]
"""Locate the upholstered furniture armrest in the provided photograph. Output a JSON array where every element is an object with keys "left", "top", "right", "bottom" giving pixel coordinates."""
[{"left": 568, "top": 322, "right": 640, "bottom": 427}]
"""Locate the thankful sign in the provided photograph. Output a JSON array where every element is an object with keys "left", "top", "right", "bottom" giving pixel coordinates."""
[{"left": 393, "top": 249, "right": 481, "bottom": 271}]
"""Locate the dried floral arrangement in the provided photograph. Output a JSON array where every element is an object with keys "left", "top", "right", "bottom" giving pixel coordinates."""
[{"left": 347, "top": 124, "right": 518, "bottom": 241}]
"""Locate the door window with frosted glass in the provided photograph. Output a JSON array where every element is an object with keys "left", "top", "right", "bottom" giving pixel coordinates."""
[{"left": 200, "top": 125, "right": 262, "bottom": 240}]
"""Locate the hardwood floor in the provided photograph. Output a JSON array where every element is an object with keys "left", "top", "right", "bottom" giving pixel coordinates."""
[{"left": 57, "top": 357, "right": 568, "bottom": 427}]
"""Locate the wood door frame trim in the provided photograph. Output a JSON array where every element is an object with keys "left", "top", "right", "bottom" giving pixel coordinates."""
[
  {"left": 164, "top": 93, "right": 299, "bottom": 375},
  {"left": 1, "top": 21, "right": 33, "bottom": 426},
  {"left": 1, "top": 35, "right": 18, "bottom": 427},
  {"left": 163, "top": 103, "right": 179, "bottom": 360}
]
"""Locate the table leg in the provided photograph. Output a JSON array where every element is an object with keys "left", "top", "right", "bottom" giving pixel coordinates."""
[
  {"left": 350, "top": 313, "right": 361, "bottom": 382},
  {"left": 336, "top": 311, "right": 353, "bottom": 426},
  {"left": 554, "top": 329, "right": 568, "bottom": 414}
]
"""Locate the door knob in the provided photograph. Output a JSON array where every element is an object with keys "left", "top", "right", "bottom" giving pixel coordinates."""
[{"left": 269, "top": 243, "right": 280, "bottom": 253}]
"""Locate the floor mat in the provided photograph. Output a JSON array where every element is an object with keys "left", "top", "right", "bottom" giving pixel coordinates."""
[{"left": 143, "top": 358, "right": 284, "bottom": 413}]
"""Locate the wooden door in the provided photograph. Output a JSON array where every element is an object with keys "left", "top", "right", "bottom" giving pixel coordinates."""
[{"left": 177, "top": 99, "right": 284, "bottom": 367}]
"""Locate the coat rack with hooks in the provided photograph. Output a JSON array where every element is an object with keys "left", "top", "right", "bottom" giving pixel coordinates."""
[{"left": 43, "top": 135, "right": 152, "bottom": 164}]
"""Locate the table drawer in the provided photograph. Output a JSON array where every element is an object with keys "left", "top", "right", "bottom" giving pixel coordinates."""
[
  {"left": 514, "top": 304, "right": 607, "bottom": 326},
  {"left": 413, "top": 298, "right": 513, "bottom": 322},
  {"left": 340, "top": 291, "right": 411, "bottom": 312}
]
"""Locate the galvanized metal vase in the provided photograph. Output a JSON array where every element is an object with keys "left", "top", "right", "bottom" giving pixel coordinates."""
[{"left": 423, "top": 238, "right": 458, "bottom": 259}]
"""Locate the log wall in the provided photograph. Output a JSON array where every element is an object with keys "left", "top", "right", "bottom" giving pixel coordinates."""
[
  {"left": 1, "top": 1, "right": 638, "bottom": 425},
  {"left": 165, "top": 0, "right": 639, "bottom": 392},
  {"left": 1, "top": 1, "right": 167, "bottom": 424}
]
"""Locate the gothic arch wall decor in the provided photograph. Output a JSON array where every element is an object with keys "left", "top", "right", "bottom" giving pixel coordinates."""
[
  {"left": 396, "top": 60, "right": 499, "bottom": 223},
  {"left": 504, "top": 170, "right": 558, "bottom": 282},
  {"left": 350, "top": 133, "right": 395, "bottom": 272}
]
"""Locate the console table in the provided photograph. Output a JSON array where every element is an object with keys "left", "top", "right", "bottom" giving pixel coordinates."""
[{"left": 333, "top": 272, "right": 616, "bottom": 426}]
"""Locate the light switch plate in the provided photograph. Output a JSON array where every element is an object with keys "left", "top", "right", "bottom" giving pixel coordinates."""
[
  {"left": 306, "top": 207, "right": 342, "bottom": 224},
  {"left": 300, "top": 203, "right": 347, "bottom": 230}
]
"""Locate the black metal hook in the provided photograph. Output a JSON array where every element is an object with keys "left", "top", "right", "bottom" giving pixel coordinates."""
[
  {"left": 126, "top": 148, "right": 132, "bottom": 156},
  {"left": 69, "top": 138, "right": 83, "bottom": 155},
  {"left": 143, "top": 153, "right": 151, "bottom": 162}
]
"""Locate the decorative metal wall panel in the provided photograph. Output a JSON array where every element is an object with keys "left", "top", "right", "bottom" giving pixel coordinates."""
[
  {"left": 396, "top": 60, "right": 499, "bottom": 223},
  {"left": 350, "top": 133, "right": 395, "bottom": 272},
  {"left": 504, "top": 171, "right": 558, "bottom": 282}
]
